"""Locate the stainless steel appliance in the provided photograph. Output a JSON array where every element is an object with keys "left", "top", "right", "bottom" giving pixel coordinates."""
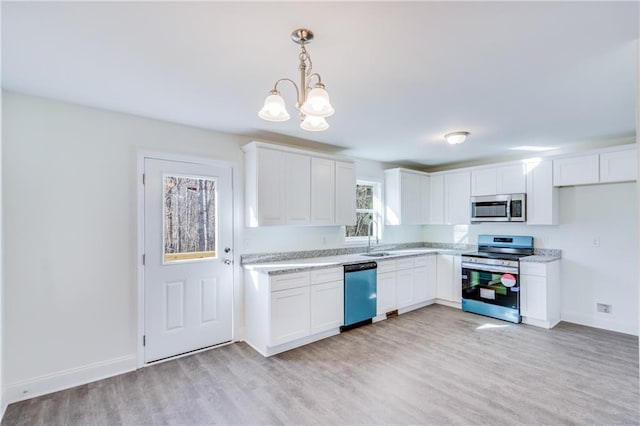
[
  {"left": 461, "top": 235, "right": 534, "bottom": 323},
  {"left": 470, "top": 193, "right": 526, "bottom": 223},
  {"left": 342, "top": 262, "right": 377, "bottom": 331}
]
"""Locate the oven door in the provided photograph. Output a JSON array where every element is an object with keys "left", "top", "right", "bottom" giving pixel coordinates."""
[{"left": 461, "top": 262, "right": 520, "bottom": 310}]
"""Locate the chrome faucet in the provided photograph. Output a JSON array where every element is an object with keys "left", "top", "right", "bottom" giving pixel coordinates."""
[{"left": 367, "top": 220, "right": 379, "bottom": 253}]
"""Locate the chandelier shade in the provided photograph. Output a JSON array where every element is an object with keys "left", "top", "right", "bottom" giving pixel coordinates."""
[
  {"left": 258, "top": 28, "right": 334, "bottom": 131},
  {"left": 258, "top": 91, "right": 291, "bottom": 122}
]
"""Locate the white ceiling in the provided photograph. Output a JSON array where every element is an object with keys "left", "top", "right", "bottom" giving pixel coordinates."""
[{"left": 2, "top": 1, "right": 638, "bottom": 169}]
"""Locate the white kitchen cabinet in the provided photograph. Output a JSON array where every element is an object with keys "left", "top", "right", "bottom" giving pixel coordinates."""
[
  {"left": 420, "top": 175, "right": 431, "bottom": 224},
  {"left": 444, "top": 171, "right": 471, "bottom": 225},
  {"left": 553, "top": 154, "right": 600, "bottom": 187},
  {"left": 285, "top": 153, "right": 311, "bottom": 224},
  {"left": 310, "top": 267, "right": 343, "bottom": 334},
  {"left": 311, "top": 157, "right": 335, "bottom": 225},
  {"left": 248, "top": 147, "right": 286, "bottom": 226},
  {"left": 599, "top": 147, "right": 637, "bottom": 183},
  {"left": 471, "top": 168, "right": 497, "bottom": 196},
  {"left": 376, "top": 271, "right": 397, "bottom": 315},
  {"left": 244, "top": 142, "right": 356, "bottom": 227},
  {"left": 471, "top": 164, "right": 525, "bottom": 196},
  {"left": 396, "top": 268, "right": 415, "bottom": 309},
  {"left": 412, "top": 266, "right": 428, "bottom": 304},
  {"left": 425, "top": 255, "right": 437, "bottom": 300},
  {"left": 497, "top": 164, "right": 526, "bottom": 194},
  {"left": 385, "top": 168, "right": 428, "bottom": 225},
  {"left": 526, "top": 160, "right": 558, "bottom": 225},
  {"left": 436, "top": 254, "right": 461, "bottom": 306},
  {"left": 270, "top": 285, "right": 310, "bottom": 346},
  {"left": 520, "top": 260, "right": 560, "bottom": 329},
  {"left": 429, "top": 174, "right": 445, "bottom": 224},
  {"left": 335, "top": 161, "right": 357, "bottom": 226},
  {"left": 310, "top": 280, "right": 343, "bottom": 334}
]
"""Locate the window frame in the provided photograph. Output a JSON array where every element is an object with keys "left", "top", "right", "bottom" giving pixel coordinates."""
[{"left": 344, "top": 179, "right": 384, "bottom": 244}]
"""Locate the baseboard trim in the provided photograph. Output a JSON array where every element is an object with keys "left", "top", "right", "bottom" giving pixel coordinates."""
[
  {"left": 4, "top": 354, "right": 137, "bottom": 405},
  {"left": 561, "top": 311, "right": 638, "bottom": 336}
]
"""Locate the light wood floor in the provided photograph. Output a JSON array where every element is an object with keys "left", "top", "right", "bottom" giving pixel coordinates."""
[{"left": 3, "top": 305, "right": 639, "bottom": 425}]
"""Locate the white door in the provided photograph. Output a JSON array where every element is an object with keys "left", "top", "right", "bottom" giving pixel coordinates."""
[{"left": 144, "top": 158, "right": 233, "bottom": 363}]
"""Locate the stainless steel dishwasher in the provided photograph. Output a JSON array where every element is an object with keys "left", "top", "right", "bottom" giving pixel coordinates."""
[{"left": 342, "top": 262, "right": 377, "bottom": 331}]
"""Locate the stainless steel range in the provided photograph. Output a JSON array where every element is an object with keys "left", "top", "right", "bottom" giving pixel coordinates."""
[{"left": 461, "top": 235, "right": 534, "bottom": 323}]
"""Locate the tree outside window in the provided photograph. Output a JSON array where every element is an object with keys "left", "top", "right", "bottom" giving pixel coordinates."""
[{"left": 345, "top": 181, "right": 382, "bottom": 241}]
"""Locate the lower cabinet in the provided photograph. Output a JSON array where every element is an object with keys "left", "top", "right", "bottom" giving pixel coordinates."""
[
  {"left": 310, "top": 280, "right": 343, "bottom": 334},
  {"left": 520, "top": 260, "right": 560, "bottom": 329},
  {"left": 436, "top": 254, "right": 462, "bottom": 305},
  {"left": 244, "top": 267, "right": 343, "bottom": 356},
  {"left": 270, "top": 286, "right": 310, "bottom": 346},
  {"left": 376, "top": 270, "right": 397, "bottom": 315},
  {"left": 375, "top": 255, "right": 437, "bottom": 314}
]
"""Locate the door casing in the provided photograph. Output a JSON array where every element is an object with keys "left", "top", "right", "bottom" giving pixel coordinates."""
[{"left": 136, "top": 151, "right": 241, "bottom": 367}]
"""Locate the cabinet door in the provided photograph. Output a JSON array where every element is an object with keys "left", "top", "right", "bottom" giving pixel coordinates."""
[
  {"left": 444, "top": 171, "right": 471, "bottom": 225},
  {"left": 311, "top": 157, "right": 335, "bottom": 224},
  {"left": 436, "top": 254, "right": 453, "bottom": 301},
  {"left": 396, "top": 268, "right": 414, "bottom": 308},
  {"left": 526, "top": 160, "right": 557, "bottom": 225},
  {"left": 270, "top": 286, "right": 310, "bottom": 346},
  {"left": 425, "top": 255, "right": 437, "bottom": 300},
  {"left": 520, "top": 274, "right": 547, "bottom": 320},
  {"left": 285, "top": 153, "right": 311, "bottom": 224},
  {"left": 257, "top": 148, "right": 286, "bottom": 225},
  {"left": 429, "top": 175, "right": 445, "bottom": 224},
  {"left": 376, "top": 271, "right": 397, "bottom": 315},
  {"left": 310, "top": 281, "right": 343, "bottom": 334},
  {"left": 420, "top": 175, "right": 430, "bottom": 224},
  {"left": 335, "top": 161, "right": 357, "bottom": 225},
  {"left": 497, "top": 164, "right": 526, "bottom": 194},
  {"left": 401, "top": 172, "right": 422, "bottom": 225},
  {"left": 553, "top": 154, "right": 599, "bottom": 186},
  {"left": 452, "top": 255, "right": 462, "bottom": 303},
  {"left": 413, "top": 266, "right": 428, "bottom": 304},
  {"left": 471, "top": 168, "right": 497, "bottom": 196},
  {"left": 600, "top": 148, "right": 637, "bottom": 183}
]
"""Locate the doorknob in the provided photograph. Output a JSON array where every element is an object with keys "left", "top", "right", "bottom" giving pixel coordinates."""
[{"left": 224, "top": 259, "right": 233, "bottom": 265}]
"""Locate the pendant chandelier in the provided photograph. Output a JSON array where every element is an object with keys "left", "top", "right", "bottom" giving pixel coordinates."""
[{"left": 258, "top": 28, "right": 334, "bottom": 132}]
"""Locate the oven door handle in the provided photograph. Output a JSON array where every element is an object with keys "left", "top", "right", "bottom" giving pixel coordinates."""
[{"left": 461, "top": 262, "right": 519, "bottom": 274}]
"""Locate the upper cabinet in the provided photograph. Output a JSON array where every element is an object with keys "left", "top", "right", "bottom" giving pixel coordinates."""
[
  {"left": 526, "top": 160, "right": 557, "bottom": 225},
  {"left": 244, "top": 142, "right": 356, "bottom": 227},
  {"left": 429, "top": 174, "right": 445, "bottom": 224},
  {"left": 471, "top": 164, "right": 526, "bottom": 196},
  {"left": 443, "top": 171, "right": 471, "bottom": 225},
  {"left": 385, "top": 169, "right": 430, "bottom": 225},
  {"left": 553, "top": 154, "right": 600, "bottom": 187},
  {"left": 553, "top": 146, "right": 637, "bottom": 187},
  {"left": 599, "top": 147, "right": 637, "bottom": 183}
]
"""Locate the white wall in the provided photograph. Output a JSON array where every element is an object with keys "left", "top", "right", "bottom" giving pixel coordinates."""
[
  {"left": 423, "top": 182, "right": 639, "bottom": 335},
  {"left": 2, "top": 92, "right": 251, "bottom": 400}
]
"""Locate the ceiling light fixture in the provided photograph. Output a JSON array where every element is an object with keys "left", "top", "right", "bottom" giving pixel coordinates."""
[
  {"left": 444, "top": 131, "right": 470, "bottom": 145},
  {"left": 258, "top": 28, "right": 334, "bottom": 132}
]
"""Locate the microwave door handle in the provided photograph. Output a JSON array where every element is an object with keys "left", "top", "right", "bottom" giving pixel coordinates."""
[{"left": 506, "top": 198, "right": 512, "bottom": 221}]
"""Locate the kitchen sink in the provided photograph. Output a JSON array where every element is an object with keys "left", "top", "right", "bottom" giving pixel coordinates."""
[{"left": 361, "top": 252, "right": 391, "bottom": 257}]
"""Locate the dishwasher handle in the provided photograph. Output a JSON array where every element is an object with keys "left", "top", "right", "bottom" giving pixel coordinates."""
[{"left": 344, "top": 262, "right": 377, "bottom": 273}]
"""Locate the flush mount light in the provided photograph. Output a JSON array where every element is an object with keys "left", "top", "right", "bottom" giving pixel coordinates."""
[
  {"left": 444, "top": 131, "right": 470, "bottom": 145},
  {"left": 258, "top": 28, "right": 334, "bottom": 132}
]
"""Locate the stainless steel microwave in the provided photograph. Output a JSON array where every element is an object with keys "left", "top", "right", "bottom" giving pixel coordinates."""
[{"left": 470, "top": 193, "right": 526, "bottom": 223}]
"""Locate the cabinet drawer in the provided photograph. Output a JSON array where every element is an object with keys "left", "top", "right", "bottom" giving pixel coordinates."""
[
  {"left": 311, "top": 267, "right": 343, "bottom": 285},
  {"left": 413, "top": 255, "right": 428, "bottom": 268},
  {"left": 396, "top": 257, "right": 415, "bottom": 271},
  {"left": 270, "top": 271, "right": 311, "bottom": 292},
  {"left": 520, "top": 262, "right": 547, "bottom": 277},
  {"left": 376, "top": 259, "right": 397, "bottom": 274}
]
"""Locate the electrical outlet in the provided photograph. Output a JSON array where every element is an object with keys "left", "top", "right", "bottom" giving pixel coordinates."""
[
  {"left": 592, "top": 237, "right": 600, "bottom": 247},
  {"left": 597, "top": 303, "right": 612, "bottom": 314}
]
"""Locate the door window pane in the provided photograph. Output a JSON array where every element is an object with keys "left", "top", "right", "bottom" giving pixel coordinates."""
[{"left": 164, "top": 175, "right": 217, "bottom": 262}]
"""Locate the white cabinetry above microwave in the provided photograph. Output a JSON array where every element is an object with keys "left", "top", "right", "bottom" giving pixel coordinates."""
[
  {"left": 244, "top": 142, "right": 356, "bottom": 227},
  {"left": 471, "top": 164, "right": 526, "bottom": 196}
]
